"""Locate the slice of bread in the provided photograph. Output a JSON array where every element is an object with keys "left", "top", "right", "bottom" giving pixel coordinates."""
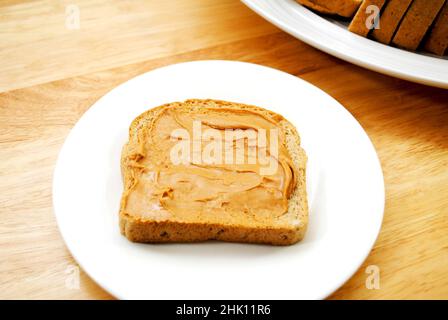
[
  {"left": 371, "top": 0, "right": 413, "bottom": 44},
  {"left": 424, "top": 2, "right": 448, "bottom": 55},
  {"left": 348, "top": 0, "right": 387, "bottom": 37},
  {"left": 296, "top": 0, "right": 362, "bottom": 18},
  {"left": 392, "top": 0, "right": 446, "bottom": 51},
  {"left": 119, "top": 99, "right": 308, "bottom": 246}
]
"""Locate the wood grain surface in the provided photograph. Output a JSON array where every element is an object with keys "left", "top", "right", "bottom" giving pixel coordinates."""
[{"left": 0, "top": 0, "right": 447, "bottom": 300}]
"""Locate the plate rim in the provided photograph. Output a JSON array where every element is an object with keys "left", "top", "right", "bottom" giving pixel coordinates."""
[
  {"left": 52, "top": 60, "right": 385, "bottom": 300},
  {"left": 241, "top": 0, "right": 448, "bottom": 89}
]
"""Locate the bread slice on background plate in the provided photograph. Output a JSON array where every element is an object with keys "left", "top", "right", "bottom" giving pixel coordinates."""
[
  {"left": 392, "top": 0, "right": 446, "bottom": 51},
  {"left": 371, "top": 0, "right": 413, "bottom": 44},
  {"left": 119, "top": 99, "right": 308, "bottom": 246},
  {"left": 424, "top": 2, "right": 448, "bottom": 55},
  {"left": 348, "top": 0, "right": 387, "bottom": 37},
  {"left": 296, "top": 0, "right": 362, "bottom": 18}
]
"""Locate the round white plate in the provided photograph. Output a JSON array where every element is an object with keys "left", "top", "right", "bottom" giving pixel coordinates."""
[
  {"left": 53, "top": 60, "right": 384, "bottom": 300},
  {"left": 242, "top": 0, "right": 448, "bottom": 89}
]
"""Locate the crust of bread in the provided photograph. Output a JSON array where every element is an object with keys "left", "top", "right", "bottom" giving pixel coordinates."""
[
  {"left": 119, "top": 99, "right": 308, "bottom": 246},
  {"left": 348, "top": 0, "right": 386, "bottom": 37},
  {"left": 371, "top": 0, "right": 413, "bottom": 44},
  {"left": 424, "top": 2, "right": 448, "bottom": 55},
  {"left": 296, "top": 0, "right": 362, "bottom": 18},
  {"left": 392, "top": 0, "right": 446, "bottom": 51}
]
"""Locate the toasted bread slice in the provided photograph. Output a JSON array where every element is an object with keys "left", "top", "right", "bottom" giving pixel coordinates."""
[
  {"left": 392, "top": 0, "right": 446, "bottom": 51},
  {"left": 424, "top": 2, "right": 448, "bottom": 55},
  {"left": 119, "top": 99, "right": 308, "bottom": 246},
  {"left": 296, "top": 0, "right": 362, "bottom": 18},
  {"left": 371, "top": 0, "right": 413, "bottom": 44},
  {"left": 348, "top": 0, "right": 387, "bottom": 37}
]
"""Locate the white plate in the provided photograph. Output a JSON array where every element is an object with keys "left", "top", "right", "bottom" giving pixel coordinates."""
[
  {"left": 53, "top": 60, "right": 384, "bottom": 300},
  {"left": 242, "top": 0, "right": 448, "bottom": 89}
]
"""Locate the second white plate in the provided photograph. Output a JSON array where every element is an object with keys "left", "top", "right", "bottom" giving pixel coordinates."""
[
  {"left": 53, "top": 60, "right": 384, "bottom": 299},
  {"left": 242, "top": 0, "right": 448, "bottom": 88}
]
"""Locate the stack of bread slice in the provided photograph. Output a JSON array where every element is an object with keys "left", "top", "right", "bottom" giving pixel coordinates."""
[{"left": 296, "top": 0, "right": 448, "bottom": 55}]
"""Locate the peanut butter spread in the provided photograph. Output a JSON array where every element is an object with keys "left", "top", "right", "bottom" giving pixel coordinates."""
[{"left": 122, "top": 104, "right": 298, "bottom": 225}]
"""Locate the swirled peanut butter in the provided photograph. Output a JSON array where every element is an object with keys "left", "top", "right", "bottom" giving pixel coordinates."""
[{"left": 122, "top": 104, "right": 298, "bottom": 225}]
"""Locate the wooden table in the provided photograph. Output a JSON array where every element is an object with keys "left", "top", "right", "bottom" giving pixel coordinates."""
[{"left": 1, "top": 0, "right": 447, "bottom": 300}]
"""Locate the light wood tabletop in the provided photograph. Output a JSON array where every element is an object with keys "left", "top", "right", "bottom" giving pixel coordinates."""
[{"left": 1, "top": 0, "right": 447, "bottom": 300}]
